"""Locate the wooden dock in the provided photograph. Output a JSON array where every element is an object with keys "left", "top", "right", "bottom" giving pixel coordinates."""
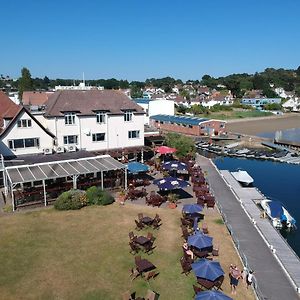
[{"left": 221, "top": 170, "right": 300, "bottom": 292}]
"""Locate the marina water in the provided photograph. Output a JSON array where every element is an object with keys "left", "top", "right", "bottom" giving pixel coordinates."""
[{"left": 213, "top": 155, "right": 300, "bottom": 257}]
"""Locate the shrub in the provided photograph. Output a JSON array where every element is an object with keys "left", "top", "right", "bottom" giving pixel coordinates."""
[
  {"left": 54, "top": 189, "right": 86, "bottom": 210},
  {"left": 86, "top": 186, "right": 114, "bottom": 206}
]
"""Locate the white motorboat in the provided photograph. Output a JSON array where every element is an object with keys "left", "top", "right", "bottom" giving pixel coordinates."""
[
  {"left": 231, "top": 170, "right": 254, "bottom": 186},
  {"left": 260, "top": 199, "right": 296, "bottom": 229}
]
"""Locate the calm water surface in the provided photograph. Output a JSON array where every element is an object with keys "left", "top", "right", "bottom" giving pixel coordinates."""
[
  {"left": 257, "top": 127, "right": 300, "bottom": 143},
  {"left": 214, "top": 156, "right": 300, "bottom": 257}
]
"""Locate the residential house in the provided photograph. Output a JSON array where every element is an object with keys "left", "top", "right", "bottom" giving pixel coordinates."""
[
  {"left": 150, "top": 114, "right": 226, "bottom": 136},
  {"left": 0, "top": 92, "right": 55, "bottom": 157},
  {"left": 241, "top": 98, "right": 281, "bottom": 110},
  {"left": 22, "top": 91, "right": 54, "bottom": 110}
]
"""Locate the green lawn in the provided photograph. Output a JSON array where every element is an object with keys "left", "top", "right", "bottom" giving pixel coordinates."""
[
  {"left": 197, "top": 110, "right": 273, "bottom": 120},
  {"left": 0, "top": 204, "right": 255, "bottom": 300}
]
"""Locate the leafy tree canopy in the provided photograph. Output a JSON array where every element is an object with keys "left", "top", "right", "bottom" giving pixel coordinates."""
[{"left": 165, "top": 132, "right": 195, "bottom": 158}]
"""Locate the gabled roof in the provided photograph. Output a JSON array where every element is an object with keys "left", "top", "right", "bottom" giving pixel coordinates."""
[
  {"left": 44, "top": 90, "right": 145, "bottom": 117},
  {"left": 22, "top": 91, "right": 54, "bottom": 106},
  {"left": 0, "top": 107, "right": 55, "bottom": 138},
  {"left": 0, "top": 91, "right": 21, "bottom": 131}
]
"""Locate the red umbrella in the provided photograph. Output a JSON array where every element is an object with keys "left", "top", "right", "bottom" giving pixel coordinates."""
[{"left": 155, "top": 146, "right": 176, "bottom": 154}]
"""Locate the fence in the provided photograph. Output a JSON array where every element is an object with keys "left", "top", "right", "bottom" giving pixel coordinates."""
[{"left": 217, "top": 202, "right": 267, "bottom": 300}]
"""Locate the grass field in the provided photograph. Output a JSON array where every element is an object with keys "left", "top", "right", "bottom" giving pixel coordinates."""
[
  {"left": 197, "top": 110, "right": 273, "bottom": 120},
  {"left": 0, "top": 203, "right": 255, "bottom": 300}
]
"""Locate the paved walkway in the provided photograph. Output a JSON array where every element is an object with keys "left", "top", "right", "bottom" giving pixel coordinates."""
[{"left": 196, "top": 154, "right": 300, "bottom": 300}]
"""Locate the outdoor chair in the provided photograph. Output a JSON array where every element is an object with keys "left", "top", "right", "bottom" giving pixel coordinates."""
[
  {"left": 145, "top": 271, "right": 159, "bottom": 281},
  {"left": 129, "top": 242, "right": 140, "bottom": 254},
  {"left": 207, "top": 201, "right": 215, "bottom": 209},
  {"left": 151, "top": 219, "right": 161, "bottom": 230},
  {"left": 145, "top": 289, "right": 159, "bottom": 300},
  {"left": 202, "top": 222, "right": 209, "bottom": 234},
  {"left": 154, "top": 214, "right": 161, "bottom": 224},
  {"left": 213, "top": 275, "right": 224, "bottom": 290},
  {"left": 212, "top": 245, "right": 219, "bottom": 256},
  {"left": 183, "top": 250, "right": 194, "bottom": 264},
  {"left": 138, "top": 213, "right": 144, "bottom": 221},
  {"left": 180, "top": 257, "right": 191, "bottom": 275},
  {"left": 122, "top": 290, "right": 135, "bottom": 300},
  {"left": 193, "top": 285, "right": 204, "bottom": 296},
  {"left": 129, "top": 231, "right": 137, "bottom": 241},
  {"left": 144, "top": 241, "right": 155, "bottom": 254},
  {"left": 130, "top": 268, "right": 140, "bottom": 281},
  {"left": 181, "top": 227, "right": 190, "bottom": 240},
  {"left": 147, "top": 232, "right": 155, "bottom": 242},
  {"left": 135, "top": 255, "right": 142, "bottom": 264},
  {"left": 135, "top": 220, "right": 145, "bottom": 231}
]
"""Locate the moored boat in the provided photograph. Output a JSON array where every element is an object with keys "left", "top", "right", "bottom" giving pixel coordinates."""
[
  {"left": 260, "top": 199, "right": 296, "bottom": 229},
  {"left": 231, "top": 170, "right": 254, "bottom": 186}
]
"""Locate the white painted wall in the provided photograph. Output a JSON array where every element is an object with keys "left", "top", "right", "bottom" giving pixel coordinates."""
[
  {"left": 149, "top": 100, "right": 174, "bottom": 117},
  {"left": 46, "top": 113, "right": 145, "bottom": 151},
  {"left": 0, "top": 110, "right": 54, "bottom": 156}
]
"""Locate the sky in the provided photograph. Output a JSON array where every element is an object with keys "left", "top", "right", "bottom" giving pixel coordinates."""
[{"left": 1, "top": 0, "right": 299, "bottom": 81}]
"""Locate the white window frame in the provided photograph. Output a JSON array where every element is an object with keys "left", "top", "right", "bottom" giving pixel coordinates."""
[
  {"left": 17, "top": 119, "right": 32, "bottom": 128},
  {"left": 96, "top": 112, "right": 106, "bottom": 124},
  {"left": 8, "top": 138, "right": 40, "bottom": 150},
  {"left": 92, "top": 133, "right": 105, "bottom": 142},
  {"left": 128, "top": 130, "right": 140, "bottom": 139},
  {"left": 124, "top": 111, "right": 133, "bottom": 122},
  {"left": 63, "top": 135, "right": 78, "bottom": 145},
  {"left": 64, "top": 113, "right": 76, "bottom": 125}
]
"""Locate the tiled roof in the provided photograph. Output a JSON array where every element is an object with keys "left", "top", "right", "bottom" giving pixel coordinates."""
[
  {"left": 150, "top": 114, "right": 209, "bottom": 126},
  {"left": 22, "top": 91, "right": 54, "bottom": 106},
  {"left": 44, "top": 90, "right": 145, "bottom": 117},
  {"left": 0, "top": 91, "right": 21, "bottom": 131}
]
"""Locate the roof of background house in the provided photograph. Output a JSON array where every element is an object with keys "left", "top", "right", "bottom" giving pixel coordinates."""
[
  {"left": 0, "top": 91, "right": 21, "bottom": 131},
  {"left": 22, "top": 91, "right": 54, "bottom": 106},
  {"left": 134, "top": 98, "right": 152, "bottom": 104},
  {"left": 150, "top": 114, "right": 210, "bottom": 126},
  {"left": 44, "top": 90, "right": 145, "bottom": 117}
]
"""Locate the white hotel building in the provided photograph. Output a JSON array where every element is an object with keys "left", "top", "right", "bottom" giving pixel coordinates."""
[{"left": 0, "top": 90, "right": 145, "bottom": 157}]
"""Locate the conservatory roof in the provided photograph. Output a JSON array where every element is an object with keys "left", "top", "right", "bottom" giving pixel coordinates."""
[{"left": 5, "top": 155, "right": 126, "bottom": 185}]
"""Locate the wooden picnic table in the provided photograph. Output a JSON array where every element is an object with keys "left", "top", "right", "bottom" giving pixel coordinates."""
[
  {"left": 136, "top": 259, "right": 156, "bottom": 273},
  {"left": 197, "top": 277, "right": 216, "bottom": 290},
  {"left": 141, "top": 216, "right": 153, "bottom": 225},
  {"left": 135, "top": 236, "right": 150, "bottom": 246}
]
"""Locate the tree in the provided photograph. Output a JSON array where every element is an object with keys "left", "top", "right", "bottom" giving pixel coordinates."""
[
  {"left": 130, "top": 85, "right": 142, "bottom": 98},
  {"left": 18, "top": 67, "right": 34, "bottom": 99},
  {"left": 296, "top": 66, "right": 300, "bottom": 77},
  {"left": 262, "top": 88, "right": 278, "bottom": 98},
  {"left": 165, "top": 132, "right": 195, "bottom": 158}
]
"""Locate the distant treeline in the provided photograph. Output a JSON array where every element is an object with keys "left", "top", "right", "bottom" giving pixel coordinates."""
[{"left": 1, "top": 66, "right": 300, "bottom": 98}]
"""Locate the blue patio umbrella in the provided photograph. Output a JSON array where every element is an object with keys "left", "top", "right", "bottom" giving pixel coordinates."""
[
  {"left": 182, "top": 204, "right": 203, "bottom": 215},
  {"left": 162, "top": 160, "right": 187, "bottom": 171},
  {"left": 195, "top": 291, "right": 233, "bottom": 300},
  {"left": 188, "top": 231, "right": 213, "bottom": 250},
  {"left": 126, "top": 162, "right": 149, "bottom": 174},
  {"left": 153, "top": 176, "right": 190, "bottom": 191},
  {"left": 192, "top": 258, "right": 224, "bottom": 282}
]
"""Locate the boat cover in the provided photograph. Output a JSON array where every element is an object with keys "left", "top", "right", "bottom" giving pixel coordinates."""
[{"left": 268, "top": 201, "right": 284, "bottom": 218}]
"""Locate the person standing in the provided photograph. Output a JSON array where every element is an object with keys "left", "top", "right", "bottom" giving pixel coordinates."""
[
  {"left": 229, "top": 265, "right": 241, "bottom": 295},
  {"left": 246, "top": 270, "right": 254, "bottom": 289}
]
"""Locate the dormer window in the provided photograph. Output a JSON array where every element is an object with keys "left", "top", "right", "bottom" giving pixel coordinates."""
[
  {"left": 17, "top": 119, "right": 32, "bottom": 128},
  {"left": 64, "top": 113, "right": 76, "bottom": 125},
  {"left": 96, "top": 111, "right": 106, "bottom": 124},
  {"left": 124, "top": 111, "right": 133, "bottom": 122}
]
